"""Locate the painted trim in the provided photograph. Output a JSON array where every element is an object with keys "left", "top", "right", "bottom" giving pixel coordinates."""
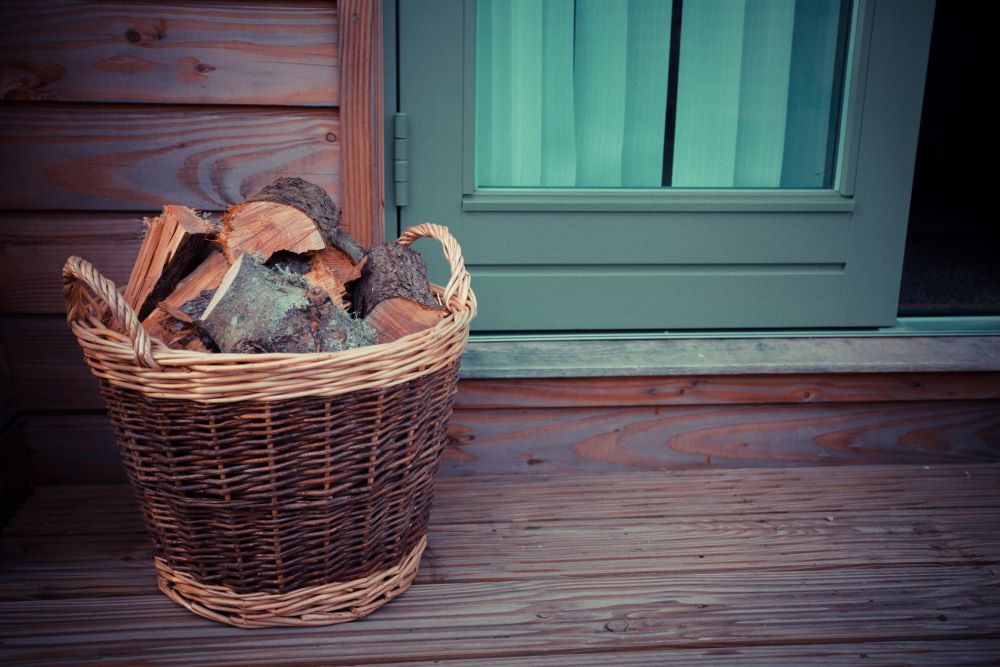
[
  {"left": 468, "top": 317, "right": 1000, "bottom": 342},
  {"left": 383, "top": 0, "right": 399, "bottom": 241},
  {"left": 462, "top": 189, "right": 855, "bottom": 213},
  {"left": 835, "top": 0, "right": 875, "bottom": 196}
]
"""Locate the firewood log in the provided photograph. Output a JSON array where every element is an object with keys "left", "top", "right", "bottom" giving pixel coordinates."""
[
  {"left": 198, "top": 254, "right": 375, "bottom": 354},
  {"left": 305, "top": 248, "right": 366, "bottom": 311},
  {"left": 354, "top": 243, "right": 447, "bottom": 343},
  {"left": 123, "top": 205, "right": 216, "bottom": 320},
  {"left": 221, "top": 177, "right": 362, "bottom": 262},
  {"left": 142, "top": 250, "right": 229, "bottom": 351}
]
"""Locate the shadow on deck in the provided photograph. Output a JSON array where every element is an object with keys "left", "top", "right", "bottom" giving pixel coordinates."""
[{"left": 2, "top": 464, "right": 999, "bottom": 665}]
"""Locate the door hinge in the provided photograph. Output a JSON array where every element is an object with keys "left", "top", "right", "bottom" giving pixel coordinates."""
[{"left": 393, "top": 113, "right": 408, "bottom": 207}]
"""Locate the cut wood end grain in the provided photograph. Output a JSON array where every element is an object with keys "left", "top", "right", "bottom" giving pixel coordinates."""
[
  {"left": 366, "top": 298, "right": 448, "bottom": 344},
  {"left": 221, "top": 201, "right": 326, "bottom": 262}
]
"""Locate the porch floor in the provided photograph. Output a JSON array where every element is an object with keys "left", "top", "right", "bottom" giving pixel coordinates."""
[{"left": 2, "top": 464, "right": 999, "bottom": 665}]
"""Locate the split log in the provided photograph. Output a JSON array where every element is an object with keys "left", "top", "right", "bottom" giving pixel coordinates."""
[
  {"left": 354, "top": 243, "right": 447, "bottom": 343},
  {"left": 142, "top": 250, "right": 229, "bottom": 351},
  {"left": 267, "top": 227, "right": 366, "bottom": 312},
  {"left": 123, "top": 205, "right": 216, "bottom": 320},
  {"left": 198, "top": 255, "right": 375, "bottom": 354},
  {"left": 221, "top": 177, "right": 362, "bottom": 262},
  {"left": 304, "top": 248, "right": 366, "bottom": 311}
]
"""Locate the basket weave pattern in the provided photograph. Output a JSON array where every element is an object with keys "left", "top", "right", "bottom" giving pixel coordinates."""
[{"left": 63, "top": 224, "right": 475, "bottom": 627}]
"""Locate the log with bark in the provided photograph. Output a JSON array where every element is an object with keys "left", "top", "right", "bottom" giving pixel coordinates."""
[
  {"left": 197, "top": 254, "right": 375, "bottom": 354},
  {"left": 221, "top": 177, "right": 363, "bottom": 262},
  {"left": 142, "top": 250, "right": 229, "bottom": 352},
  {"left": 354, "top": 243, "right": 447, "bottom": 343}
]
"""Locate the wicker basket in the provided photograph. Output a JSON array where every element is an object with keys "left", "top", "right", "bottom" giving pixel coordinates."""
[{"left": 62, "top": 224, "right": 475, "bottom": 628}]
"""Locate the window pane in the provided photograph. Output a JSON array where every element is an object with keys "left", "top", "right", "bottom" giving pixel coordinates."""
[{"left": 475, "top": 0, "right": 851, "bottom": 189}]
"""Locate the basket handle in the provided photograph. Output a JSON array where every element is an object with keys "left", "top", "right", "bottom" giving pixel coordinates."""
[
  {"left": 395, "top": 223, "right": 473, "bottom": 312},
  {"left": 63, "top": 255, "right": 158, "bottom": 368}
]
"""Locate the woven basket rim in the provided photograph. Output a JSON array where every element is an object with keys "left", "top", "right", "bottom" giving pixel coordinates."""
[{"left": 64, "top": 223, "right": 476, "bottom": 403}]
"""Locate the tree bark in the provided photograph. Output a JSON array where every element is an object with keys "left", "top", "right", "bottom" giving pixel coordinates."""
[{"left": 354, "top": 243, "right": 447, "bottom": 343}]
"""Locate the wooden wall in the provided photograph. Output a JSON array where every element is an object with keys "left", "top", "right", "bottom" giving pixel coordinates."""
[
  {"left": 0, "top": 0, "right": 389, "bottom": 487},
  {"left": 1, "top": 2, "right": 998, "bottom": 487},
  {"left": 9, "top": 338, "right": 1000, "bottom": 483}
]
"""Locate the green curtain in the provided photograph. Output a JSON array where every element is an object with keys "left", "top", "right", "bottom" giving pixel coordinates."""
[
  {"left": 476, "top": 0, "right": 845, "bottom": 189},
  {"left": 477, "top": 0, "right": 671, "bottom": 187}
]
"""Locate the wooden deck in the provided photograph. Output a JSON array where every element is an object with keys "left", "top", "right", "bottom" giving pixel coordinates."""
[{"left": 2, "top": 464, "right": 999, "bottom": 665}]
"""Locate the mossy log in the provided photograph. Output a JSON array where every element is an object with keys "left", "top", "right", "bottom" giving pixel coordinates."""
[{"left": 198, "top": 255, "right": 375, "bottom": 353}]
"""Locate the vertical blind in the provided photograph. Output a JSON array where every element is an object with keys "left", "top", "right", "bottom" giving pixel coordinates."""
[{"left": 475, "top": 0, "right": 850, "bottom": 189}]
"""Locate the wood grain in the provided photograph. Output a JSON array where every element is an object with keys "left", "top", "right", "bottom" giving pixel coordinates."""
[
  {"left": 0, "top": 466, "right": 998, "bottom": 665},
  {"left": 338, "top": 0, "right": 383, "bottom": 247},
  {"left": 0, "top": 104, "right": 340, "bottom": 211},
  {"left": 2, "top": 567, "right": 995, "bottom": 665},
  {"left": 372, "top": 642, "right": 1000, "bottom": 666},
  {"left": 0, "top": 213, "right": 145, "bottom": 314},
  {"left": 443, "top": 401, "right": 1000, "bottom": 474},
  {"left": 4, "top": 478, "right": 1000, "bottom": 593},
  {"left": 429, "top": 464, "right": 1000, "bottom": 524},
  {"left": 15, "top": 397, "right": 1000, "bottom": 484},
  {"left": 455, "top": 373, "right": 1000, "bottom": 408},
  {"left": 0, "top": 1, "right": 339, "bottom": 105}
]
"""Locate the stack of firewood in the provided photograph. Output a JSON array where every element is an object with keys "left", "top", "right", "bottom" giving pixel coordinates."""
[{"left": 124, "top": 177, "right": 446, "bottom": 354}]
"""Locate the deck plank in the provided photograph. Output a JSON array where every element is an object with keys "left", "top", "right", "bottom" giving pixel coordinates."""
[
  {"left": 1, "top": 567, "right": 998, "bottom": 665},
  {"left": 1, "top": 465, "right": 998, "bottom": 664},
  {"left": 379, "top": 641, "right": 1000, "bottom": 666},
  {"left": 3, "top": 504, "right": 999, "bottom": 602}
]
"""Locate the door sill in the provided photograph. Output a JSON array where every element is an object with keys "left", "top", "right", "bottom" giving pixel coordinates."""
[{"left": 461, "top": 318, "right": 1000, "bottom": 378}]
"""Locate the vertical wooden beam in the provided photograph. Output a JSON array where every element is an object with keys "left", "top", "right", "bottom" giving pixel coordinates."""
[{"left": 338, "top": 0, "right": 384, "bottom": 248}]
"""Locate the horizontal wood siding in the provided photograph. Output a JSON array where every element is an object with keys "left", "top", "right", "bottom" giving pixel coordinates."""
[
  {"left": 0, "top": 105, "right": 340, "bottom": 210},
  {"left": 22, "top": 397, "right": 1000, "bottom": 484},
  {"left": 0, "top": 1, "right": 338, "bottom": 105},
  {"left": 0, "top": 0, "right": 385, "bottom": 485},
  {"left": 0, "top": 213, "right": 143, "bottom": 314},
  {"left": 5, "top": 317, "right": 997, "bottom": 483}
]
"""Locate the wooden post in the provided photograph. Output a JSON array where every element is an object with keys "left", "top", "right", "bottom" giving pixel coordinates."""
[{"left": 339, "top": 0, "right": 384, "bottom": 248}]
